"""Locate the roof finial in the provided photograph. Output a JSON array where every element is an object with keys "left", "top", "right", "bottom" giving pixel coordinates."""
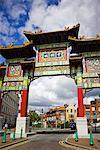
[
  {"left": 64, "top": 26, "right": 69, "bottom": 30},
  {"left": 7, "top": 43, "right": 14, "bottom": 47},
  {"left": 35, "top": 30, "right": 43, "bottom": 34},
  {"left": 79, "top": 35, "right": 85, "bottom": 40},
  {"left": 96, "top": 34, "right": 100, "bottom": 39}
]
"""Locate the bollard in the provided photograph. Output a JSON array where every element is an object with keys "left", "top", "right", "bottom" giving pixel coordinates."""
[
  {"left": 89, "top": 127, "right": 93, "bottom": 145},
  {"left": 75, "top": 129, "right": 78, "bottom": 142},
  {"left": 2, "top": 129, "right": 6, "bottom": 143},
  {"left": 8, "top": 128, "right": 10, "bottom": 132},
  {"left": 20, "top": 128, "right": 23, "bottom": 139},
  {"left": 12, "top": 129, "right": 16, "bottom": 141}
]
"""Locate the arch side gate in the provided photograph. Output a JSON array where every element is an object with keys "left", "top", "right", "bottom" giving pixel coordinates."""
[
  {"left": 70, "top": 38, "right": 100, "bottom": 137},
  {"left": 0, "top": 42, "right": 36, "bottom": 137},
  {"left": 0, "top": 61, "right": 35, "bottom": 137}
]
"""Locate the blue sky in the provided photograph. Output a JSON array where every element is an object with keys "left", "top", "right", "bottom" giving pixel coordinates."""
[
  {"left": 0, "top": 0, "right": 100, "bottom": 47},
  {"left": 0, "top": 0, "right": 61, "bottom": 47},
  {"left": 0, "top": 0, "right": 100, "bottom": 111},
  {"left": 0, "top": 0, "right": 60, "bottom": 63},
  {"left": 0, "top": 0, "right": 100, "bottom": 63}
]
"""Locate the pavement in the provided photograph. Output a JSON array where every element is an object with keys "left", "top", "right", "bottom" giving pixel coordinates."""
[
  {"left": 0, "top": 132, "right": 28, "bottom": 149},
  {"left": 0, "top": 138, "right": 28, "bottom": 149},
  {"left": 60, "top": 134, "right": 100, "bottom": 150},
  {"left": 0, "top": 129, "right": 100, "bottom": 150}
]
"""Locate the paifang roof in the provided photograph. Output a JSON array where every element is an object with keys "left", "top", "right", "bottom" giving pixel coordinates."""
[
  {"left": 0, "top": 42, "right": 36, "bottom": 59},
  {"left": 24, "top": 24, "right": 80, "bottom": 45},
  {"left": 69, "top": 37, "right": 100, "bottom": 53}
]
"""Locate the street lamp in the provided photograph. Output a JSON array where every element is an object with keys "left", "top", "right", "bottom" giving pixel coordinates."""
[
  {"left": 64, "top": 104, "right": 68, "bottom": 129},
  {"left": 41, "top": 108, "right": 43, "bottom": 128}
]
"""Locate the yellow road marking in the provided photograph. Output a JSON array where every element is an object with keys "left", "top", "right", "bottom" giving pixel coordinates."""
[{"left": 2, "top": 140, "right": 30, "bottom": 150}]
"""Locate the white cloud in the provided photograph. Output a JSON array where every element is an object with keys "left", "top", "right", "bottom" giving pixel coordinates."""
[
  {"left": 22, "top": 0, "right": 100, "bottom": 37},
  {"left": 84, "top": 97, "right": 94, "bottom": 105},
  {"left": 0, "top": 11, "right": 17, "bottom": 44},
  {"left": 2, "top": 0, "right": 27, "bottom": 21},
  {"left": 0, "top": 12, "right": 10, "bottom": 35},
  {"left": 84, "top": 88, "right": 100, "bottom": 105},
  {"left": 9, "top": 4, "right": 27, "bottom": 20},
  {"left": 28, "top": 76, "right": 77, "bottom": 111},
  {"left": 0, "top": 0, "right": 29, "bottom": 45}
]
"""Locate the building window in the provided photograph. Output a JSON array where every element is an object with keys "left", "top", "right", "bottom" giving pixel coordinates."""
[
  {"left": 71, "top": 114, "right": 73, "bottom": 118},
  {"left": 67, "top": 109, "right": 68, "bottom": 112},
  {"left": 2, "top": 105, "right": 4, "bottom": 112},
  {"left": 71, "top": 109, "right": 73, "bottom": 113}
]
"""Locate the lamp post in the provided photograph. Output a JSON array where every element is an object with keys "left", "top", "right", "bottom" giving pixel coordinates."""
[
  {"left": 64, "top": 104, "right": 68, "bottom": 129},
  {"left": 41, "top": 108, "right": 43, "bottom": 128}
]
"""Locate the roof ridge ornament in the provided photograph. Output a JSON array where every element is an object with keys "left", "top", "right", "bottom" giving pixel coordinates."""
[
  {"left": 23, "top": 31, "right": 33, "bottom": 34},
  {"left": 23, "top": 41, "right": 32, "bottom": 46},
  {"left": 34, "top": 30, "right": 43, "bottom": 34},
  {"left": 0, "top": 45, "right": 4, "bottom": 48},
  {"left": 64, "top": 23, "right": 80, "bottom": 31},
  {"left": 96, "top": 34, "right": 100, "bottom": 39},
  {"left": 68, "top": 36, "right": 76, "bottom": 39},
  {"left": 7, "top": 43, "right": 14, "bottom": 48},
  {"left": 79, "top": 35, "right": 85, "bottom": 40},
  {"left": 64, "top": 26, "right": 69, "bottom": 30}
]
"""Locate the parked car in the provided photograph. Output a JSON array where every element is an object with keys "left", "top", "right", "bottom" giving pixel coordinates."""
[{"left": 70, "top": 122, "right": 76, "bottom": 130}]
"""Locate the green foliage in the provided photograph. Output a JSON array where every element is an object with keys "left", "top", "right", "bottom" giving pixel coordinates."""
[
  {"left": 60, "top": 122, "right": 70, "bottom": 129},
  {"left": 34, "top": 123, "right": 41, "bottom": 128},
  {"left": 57, "top": 124, "right": 61, "bottom": 128},
  {"left": 65, "top": 121, "right": 70, "bottom": 128},
  {"left": 61, "top": 124, "right": 64, "bottom": 129},
  {"left": 29, "top": 111, "right": 41, "bottom": 124}
]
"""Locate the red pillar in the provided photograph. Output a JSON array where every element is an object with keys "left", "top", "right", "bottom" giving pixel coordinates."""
[
  {"left": 20, "top": 90, "right": 28, "bottom": 117},
  {"left": 77, "top": 87, "right": 84, "bottom": 117}
]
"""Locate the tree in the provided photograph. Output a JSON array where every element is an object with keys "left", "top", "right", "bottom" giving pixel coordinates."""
[{"left": 29, "top": 111, "right": 41, "bottom": 125}]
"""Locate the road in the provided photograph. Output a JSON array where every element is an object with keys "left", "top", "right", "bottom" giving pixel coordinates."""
[{"left": 4, "top": 134, "right": 74, "bottom": 150}]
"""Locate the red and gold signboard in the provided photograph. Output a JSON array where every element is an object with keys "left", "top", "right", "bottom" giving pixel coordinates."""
[
  {"left": 34, "top": 65, "right": 70, "bottom": 77},
  {"left": 36, "top": 49, "right": 69, "bottom": 67},
  {"left": 38, "top": 49, "right": 67, "bottom": 63},
  {"left": 86, "top": 57, "right": 100, "bottom": 74},
  {"left": 7, "top": 64, "right": 22, "bottom": 77},
  {"left": 83, "top": 77, "right": 100, "bottom": 88},
  {"left": 1, "top": 64, "right": 29, "bottom": 91},
  {"left": 2, "top": 77, "right": 28, "bottom": 91}
]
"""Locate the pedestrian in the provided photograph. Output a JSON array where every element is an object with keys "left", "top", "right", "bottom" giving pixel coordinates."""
[{"left": 5, "top": 123, "right": 8, "bottom": 129}]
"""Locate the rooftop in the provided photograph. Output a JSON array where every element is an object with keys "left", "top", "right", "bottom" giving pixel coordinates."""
[
  {"left": 0, "top": 42, "right": 36, "bottom": 59},
  {"left": 24, "top": 24, "right": 80, "bottom": 45},
  {"left": 69, "top": 36, "right": 100, "bottom": 53}
]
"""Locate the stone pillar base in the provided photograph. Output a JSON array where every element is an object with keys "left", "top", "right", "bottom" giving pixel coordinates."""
[
  {"left": 14, "top": 117, "right": 30, "bottom": 138},
  {"left": 75, "top": 117, "right": 89, "bottom": 138}
]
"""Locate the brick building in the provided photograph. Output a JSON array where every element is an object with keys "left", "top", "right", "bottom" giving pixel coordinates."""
[{"left": 84, "top": 98, "right": 100, "bottom": 123}]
